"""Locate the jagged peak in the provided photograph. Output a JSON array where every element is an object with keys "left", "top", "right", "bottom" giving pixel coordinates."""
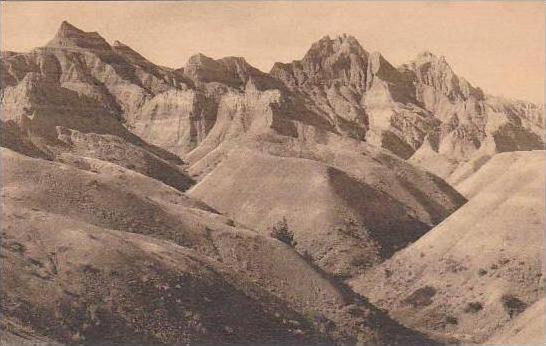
[
  {"left": 112, "top": 40, "right": 149, "bottom": 63},
  {"left": 270, "top": 34, "right": 370, "bottom": 91},
  {"left": 411, "top": 51, "right": 451, "bottom": 68},
  {"left": 406, "top": 51, "right": 485, "bottom": 101},
  {"left": 185, "top": 52, "right": 216, "bottom": 66},
  {"left": 112, "top": 40, "right": 127, "bottom": 48},
  {"left": 46, "top": 20, "right": 111, "bottom": 51},
  {"left": 57, "top": 20, "right": 84, "bottom": 35},
  {"left": 305, "top": 33, "right": 367, "bottom": 60}
]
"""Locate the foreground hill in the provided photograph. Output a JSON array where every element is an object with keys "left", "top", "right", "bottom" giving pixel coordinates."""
[
  {"left": 350, "top": 150, "right": 544, "bottom": 344},
  {"left": 2, "top": 208, "right": 323, "bottom": 345},
  {"left": 1, "top": 148, "right": 437, "bottom": 345}
]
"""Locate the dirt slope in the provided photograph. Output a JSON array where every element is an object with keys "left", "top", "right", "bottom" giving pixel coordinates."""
[
  {"left": 454, "top": 150, "right": 544, "bottom": 198},
  {"left": 189, "top": 146, "right": 465, "bottom": 279},
  {"left": 350, "top": 150, "right": 545, "bottom": 344},
  {"left": 486, "top": 298, "right": 544, "bottom": 345},
  {"left": 1, "top": 206, "right": 324, "bottom": 345},
  {"left": 1, "top": 147, "right": 436, "bottom": 345}
]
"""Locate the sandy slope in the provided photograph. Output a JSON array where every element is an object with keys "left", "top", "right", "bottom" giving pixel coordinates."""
[
  {"left": 486, "top": 298, "right": 544, "bottom": 345},
  {"left": 350, "top": 150, "right": 545, "bottom": 344},
  {"left": 454, "top": 150, "right": 544, "bottom": 198}
]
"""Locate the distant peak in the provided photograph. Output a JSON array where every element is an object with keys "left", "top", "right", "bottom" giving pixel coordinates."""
[
  {"left": 186, "top": 53, "right": 214, "bottom": 65},
  {"left": 112, "top": 40, "right": 126, "bottom": 48},
  {"left": 305, "top": 33, "right": 367, "bottom": 61},
  {"left": 46, "top": 20, "right": 111, "bottom": 50},
  {"left": 58, "top": 20, "right": 84, "bottom": 35},
  {"left": 413, "top": 51, "right": 449, "bottom": 66},
  {"left": 112, "top": 40, "right": 150, "bottom": 63}
]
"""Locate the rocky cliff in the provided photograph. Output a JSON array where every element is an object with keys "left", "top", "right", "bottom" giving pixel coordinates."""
[{"left": 3, "top": 25, "right": 541, "bottom": 175}]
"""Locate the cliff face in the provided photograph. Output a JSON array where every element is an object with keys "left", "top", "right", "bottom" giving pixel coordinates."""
[
  {"left": 3, "top": 25, "right": 541, "bottom": 173},
  {"left": 271, "top": 36, "right": 543, "bottom": 175}
]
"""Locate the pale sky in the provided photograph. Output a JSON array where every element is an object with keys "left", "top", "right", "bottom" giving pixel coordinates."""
[{"left": 1, "top": 1, "right": 544, "bottom": 103}]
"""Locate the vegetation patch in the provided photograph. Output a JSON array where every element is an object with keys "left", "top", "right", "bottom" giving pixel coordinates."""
[
  {"left": 269, "top": 217, "right": 296, "bottom": 247},
  {"left": 445, "top": 315, "right": 458, "bottom": 325},
  {"left": 463, "top": 302, "right": 483, "bottom": 314},
  {"left": 501, "top": 295, "right": 527, "bottom": 318},
  {"left": 477, "top": 268, "right": 488, "bottom": 276},
  {"left": 403, "top": 286, "right": 437, "bottom": 308}
]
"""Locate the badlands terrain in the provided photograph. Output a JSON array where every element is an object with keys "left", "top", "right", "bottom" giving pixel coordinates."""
[{"left": 0, "top": 21, "right": 544, "bottom": 345}]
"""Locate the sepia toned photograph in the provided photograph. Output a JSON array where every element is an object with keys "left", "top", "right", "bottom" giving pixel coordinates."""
[{"left": 0, "top": 1, "right": 544, "bottom": 345}]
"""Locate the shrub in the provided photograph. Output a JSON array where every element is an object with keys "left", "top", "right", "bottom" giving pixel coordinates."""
[
  {"left": 301, "top": 250, "right": 313, "bottom": 262},
  {"left": 445, "top": 315, "right": 458, "bottom": 325},
  {"left": 269, "top": 217, "right": 295, "bottom": 246},
  {"left": 478, "top": 268, "right": 488, "bottom": 276},
  {"left": 384, "top": 268, "right": 392, "bottom": 278},
  {"left": 464, "top": 302, "right": 483, "bottom": 313},
  {"left": 501, "top": 294, "right": 527, "bottom": 318},
  {"left": 403, "top": 286, "right": 437, "bottom": 308}
]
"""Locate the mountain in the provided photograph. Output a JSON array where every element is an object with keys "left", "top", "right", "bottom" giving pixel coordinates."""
[
  {"left": 349, "top": 150, "right": 544, "bottom": 344},
  {"left": 1, "top": 22, "right": 193, "bottom": 191},
  {"left": 1, "top": 22, "right": 467, "bottom": 277},
  {"left": 2, "top": 25, "right": 541, "bottom": 175},
  {"left": 1, "top": 21, "right": 542, "bottom": 345},
  {"left": 271, "top": 35, "right": 543, "bottom": 174}
]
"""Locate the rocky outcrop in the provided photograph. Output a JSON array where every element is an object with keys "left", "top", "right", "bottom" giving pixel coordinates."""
[{"left": 270, "top": 34, "right": 370, "bottom": 139}]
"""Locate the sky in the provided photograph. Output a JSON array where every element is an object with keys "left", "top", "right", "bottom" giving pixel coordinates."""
[{"left": 1, "top": 1, "right": 544, "bottom": 103}]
